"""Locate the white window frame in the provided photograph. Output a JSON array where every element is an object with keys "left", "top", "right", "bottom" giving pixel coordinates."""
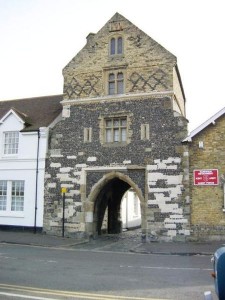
[
  {"left": 3, "top": 131, "right": 19, "bottom": 156},
  {"left": 0, "top": 180, "right": 7, "bottom": 211},
  {"left": 0, "top": 180, "right": 25, "bottom": 215}
]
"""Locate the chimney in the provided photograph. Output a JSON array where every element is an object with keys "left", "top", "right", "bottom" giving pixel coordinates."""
[{"left": 86, "top": 33, "right": 95, "bottom": 45}]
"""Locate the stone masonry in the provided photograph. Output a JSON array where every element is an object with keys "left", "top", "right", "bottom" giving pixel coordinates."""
[{"left": 44, "top": 13, "right": 190, "bottom": 241}]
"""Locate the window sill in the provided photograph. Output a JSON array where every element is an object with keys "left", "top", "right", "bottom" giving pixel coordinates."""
[
  {"left": 102, "top": 142, "right": 128, "bottom": 148},
  {"left": 1, "top": 154, "right": 18, "bottom": 159},
  {"left": 0, "top": 212, "right": 24, "bottom": 218},
  {"left": 109, "top": 54, "right": 124, "bottom": 59}
]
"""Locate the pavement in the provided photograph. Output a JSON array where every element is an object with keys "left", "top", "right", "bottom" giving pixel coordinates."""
[{"left": 1, "top": 229, "right": 225, "bottom": 256}]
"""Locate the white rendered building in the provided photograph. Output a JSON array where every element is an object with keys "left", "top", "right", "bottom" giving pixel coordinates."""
[{"left": 0, "top": 95, "right": 62, "bottom": 231}]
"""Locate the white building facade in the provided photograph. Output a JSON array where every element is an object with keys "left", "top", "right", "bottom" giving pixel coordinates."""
[{"left": 0, "top": 95, "right": 62, "bottom": 230}]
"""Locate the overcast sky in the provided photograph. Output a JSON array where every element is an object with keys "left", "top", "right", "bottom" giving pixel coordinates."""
[{"left": 0, "top": 0, "right": 224, "bottom": 132}]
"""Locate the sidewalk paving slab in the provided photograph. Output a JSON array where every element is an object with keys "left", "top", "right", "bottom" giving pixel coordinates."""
[
  {"left": 131, "top": 241, "right": 225, "bottom": 256},
  {"left": 0, "top": 230, "right": 88, "bottom": 248},
  {"left": 1, "top": 230, "right": 225, "bottom": 256}
]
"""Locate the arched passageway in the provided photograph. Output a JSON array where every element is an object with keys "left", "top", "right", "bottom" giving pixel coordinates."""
[
  {"left": 90, "top": 173, "right": 144, "bottom": 236},
  {"left": 94, "top": 178, "right": 130, "bottom": 234}
]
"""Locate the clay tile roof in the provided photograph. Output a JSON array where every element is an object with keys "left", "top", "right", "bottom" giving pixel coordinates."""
[
  {"left": 0, "top": 94, "right": 63, "bottom": 132},
  {"left": 10, "top": 107, "right": 33, "bottom": 125}
]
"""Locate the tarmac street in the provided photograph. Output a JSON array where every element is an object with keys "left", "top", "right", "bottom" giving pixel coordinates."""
[
  {"left": 0, "top": 243, "right": 217, "bottom": 300},
  {"left": 0, "top": 230, "right": 222, "bottom": 299}
]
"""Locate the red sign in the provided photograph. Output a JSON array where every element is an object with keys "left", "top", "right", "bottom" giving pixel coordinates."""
[{"left": 194, "top": 169, "right": 219, "bottom": 186}]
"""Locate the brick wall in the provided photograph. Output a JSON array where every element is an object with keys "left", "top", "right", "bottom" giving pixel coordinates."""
[{"left": 188, "top": 116, "right": 225, "bottom": 240}]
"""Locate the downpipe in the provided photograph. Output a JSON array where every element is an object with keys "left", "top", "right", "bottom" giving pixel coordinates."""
[{"left": 34, "top": 129, "right": 40, "bottom": 234}]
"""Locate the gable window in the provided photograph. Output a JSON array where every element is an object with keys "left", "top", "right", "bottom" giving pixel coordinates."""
[
  {"left": 105, "top": 117, "right": 127, "bottom": 143},
  {"left": 4, "top": 131, "right": 19, "bottom": 155},
  {"left": 0, "top": 180, "right": 24, "bottom": 212},
  {"left": 117, "top": 37, "right": 123, "bottom": 54},
  {"left": 108, "top": 74, "right": 115, "bottom": 95},
  {"left": 110, "top": 38, "right": 116, "bottom": 55},
  {"left": 110, "top": 36, "right": 123, "bottom": 55},
  {"left": 108, "top": 72, "right": 124, "bottom": 95}
]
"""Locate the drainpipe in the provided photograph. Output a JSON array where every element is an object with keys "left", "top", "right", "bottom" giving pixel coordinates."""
[
  {"left": 221, "top": 174, "right": 225, "bottom": 213},
  {"left": 223, "top": 183, "right": 225, "bottom": 213},
  {"left": 34, "top": 129, "right": 40, "bottom": 234}
]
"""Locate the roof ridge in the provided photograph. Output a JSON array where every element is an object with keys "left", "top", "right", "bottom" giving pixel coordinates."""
[{"left": 183, "top": 106, "right": 225, "bottom": 142}]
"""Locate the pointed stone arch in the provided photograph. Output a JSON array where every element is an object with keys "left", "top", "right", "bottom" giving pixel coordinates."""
[{"left": 84, "top": 171, "right": 147, "bottom": 238}]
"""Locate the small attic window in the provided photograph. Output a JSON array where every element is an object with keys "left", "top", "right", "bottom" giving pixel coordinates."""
[
  {"left": 117, "top": 37, "right": 123, "bottom": 54},
  {"left": 110, "top": 36, "right": 123, "bottom": 56}
]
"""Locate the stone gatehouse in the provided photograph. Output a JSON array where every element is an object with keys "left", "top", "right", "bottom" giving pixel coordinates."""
[{"left": 44, "top": 13, "right": 190, "bottom": 241}]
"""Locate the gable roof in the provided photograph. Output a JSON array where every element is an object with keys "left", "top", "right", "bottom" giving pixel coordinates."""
[
  {"left": 0, "top": 95, "right": 63, "bottom": 132},
  {"left": 183, "top": 106, "right": 225, "bottom": 142},
  {"left": 0, "top": 107, "right": 33, "bottom": 126},
  {"left": 63, "top": 12, "right": 176, "bottom": 72}
]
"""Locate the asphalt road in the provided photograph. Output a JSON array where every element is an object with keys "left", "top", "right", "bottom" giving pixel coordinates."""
[{"left": 0, "top": 243, "right": 217, "bottom": 300}]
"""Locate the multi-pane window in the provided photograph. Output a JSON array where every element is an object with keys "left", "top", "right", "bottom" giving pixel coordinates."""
[
  {"left": 4, "top": 131, "right": 19, "bottom": 155},
  {"left": 11, "top": 181, "right": 24, "bottom": 211},
  {"left": 110, "top": 37, "right": 123, "bottom": 55},
  {"left": 108, "top": 72, "right": 124, "bottom": 95},
  {"left": 109, "top": 74, "right": 115, "bottom": 95},
  {"left": 0, "top": 180, "right": 24, "bottom": 212},
  {"left": 0, "top": 181, "right": 7, "bottom": 211},
  {"left": 105, "top": 117, "right": 127, "bottom": 143}
]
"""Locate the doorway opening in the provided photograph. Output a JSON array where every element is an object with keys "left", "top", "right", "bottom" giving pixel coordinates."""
[
  {"left": 93, "top": 175, "right": 142, "bottom": 236},
  {"left": 121, "top": 188, "right": 141, "bottom": 231}
]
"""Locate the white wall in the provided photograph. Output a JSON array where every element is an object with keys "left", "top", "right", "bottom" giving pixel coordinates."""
[
  {"left": 0, "top": 112, "right": 48, "bottom": 227},
  {"left": 121, "top": 189, "right": 141, "bottom": 229},
  {"left": 173, "top": 67, "right": 185, "bottom": 117}
]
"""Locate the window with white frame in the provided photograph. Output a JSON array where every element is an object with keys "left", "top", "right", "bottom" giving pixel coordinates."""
[
  {"left": 110, "top": 36, "right": 123, "bottom": 56},
  {"left": 3, "top": 131, "right": 19, "bottom": 155},
  {"left": 0, "top": 180, "right": 24, "bottom": 212},
  {"left": 0, "top": 181, "right": 7, "bottom": 211},
  {"left": 105, "top": 117, "right": 127, "bottom": 143},
  {"left": 108, "top": 72, "right": 124, "bottom": 95}
]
